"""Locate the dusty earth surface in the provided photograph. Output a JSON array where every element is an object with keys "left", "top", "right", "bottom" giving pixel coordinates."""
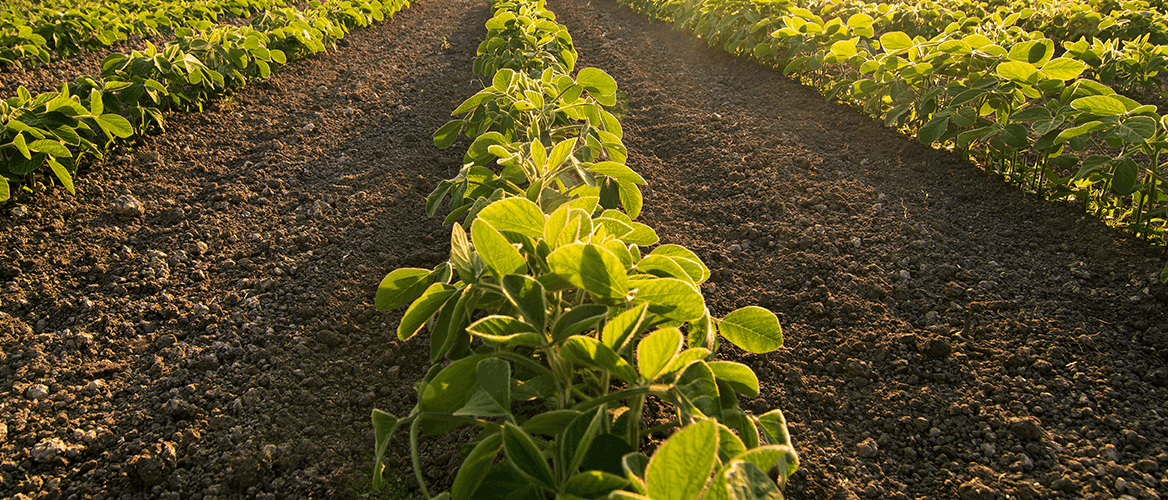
[{"left": 2, "top": 0, "right": 1168, "bottom": 498}]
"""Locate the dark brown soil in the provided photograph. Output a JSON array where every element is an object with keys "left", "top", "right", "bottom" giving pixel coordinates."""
[{"left": 2, "top": 0, "right": 1167, "bottom": 499}]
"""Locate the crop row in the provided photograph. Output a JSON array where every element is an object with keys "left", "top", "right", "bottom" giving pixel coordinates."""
[
  {"left": 804, "top": 0, "right": 1168, "bottom": 46},
  {"left": 368, "top": 0, "right": 798, "bottom": 498},
  {"left": 0, "top": 0, "right": 405, "bottom": 203},
  {"left": 0, "top": 0, "right": 296, "bottom": 69},
  {"left": 619, "top": 0, "right": 1168, "bottom": 279}
]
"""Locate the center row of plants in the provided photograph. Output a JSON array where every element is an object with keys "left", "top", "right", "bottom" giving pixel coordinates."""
[
  {"left": 0, "top": 0, "right": 407, "bottom": 204},
  {"left": 368, "top": 0, "right": 799, "bottom": 498},
  {"left": 617, "top": 0, "right": 1168, "bottom": 279}
]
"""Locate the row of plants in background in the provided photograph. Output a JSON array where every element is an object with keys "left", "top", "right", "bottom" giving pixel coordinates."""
[
  {"left": 0, "top": 0, "right": 404, "bottom": 203},
  {"left": 0, "top": 0, "right": 296, "bottom": 68},
  {"left": 617, "top": 0, "right": 1168, "bottom": 279},
  {"left": 369, "top": 0, "right": 799, "bottom": 498}
]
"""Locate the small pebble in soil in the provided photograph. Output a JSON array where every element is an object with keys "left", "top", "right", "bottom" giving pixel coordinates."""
[
  {"left": 112, "top": 195, "right": 144, "bottom": 217},
  {"left": 26, "top": 384, "right": 49, "bottom": 400}
]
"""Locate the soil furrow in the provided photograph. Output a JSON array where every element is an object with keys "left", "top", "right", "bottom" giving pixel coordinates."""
[
  {"left": 546, "top": 0, "right": 1168, "bottom": 498},
  {"left": 0, "top": 0, "right": 491, "bottom": 497}
]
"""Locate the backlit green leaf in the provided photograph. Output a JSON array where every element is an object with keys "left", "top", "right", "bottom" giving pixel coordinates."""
[
  {"left": 548, "top": 243, "right": 629, "bottom": 301},
  {"left": 637, "top": 327, "right": 682, "bottom": 381},
  {"left": 879, "top": 31, "right": 913, "bottom": 52},
  {"left": 1072, "top": 95, "right": 1126, "bottom": 117},
  {"left": 708, "top": 361, "right": 759, "bottom": 398},
  {"left": 472, "top": 219, "right": 527, "bottom": 277},
  {"left": 601, "top": 302, "right": 649, "bottom": 352},
  {"left": 718, "top": 306, "right": 783, "bottom": 353},
  {"left": 551, "top": 304, "right": 609, "bottom": 343},
  {"left": 560, "top": 335, "right": 639, "bottom": 382},
  {"left": 398, "top": 283, "right": 457, "bottom": 340},
  {"left": 645, "top": 419, "right": 717, "bottom": 500},
  {"left": 632, "top": 278, "right": 704, "bottom": 321},
  {"left": 478, "top": 197, "right": 545, "bottom": 238},
  {"left": 376, "top": 268, "right": 434, "bottom": 310},
  {"left": 1041, "top": 57, "right": 1087, "bottom": 81}
]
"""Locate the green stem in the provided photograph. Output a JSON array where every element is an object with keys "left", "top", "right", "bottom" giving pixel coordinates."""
[
  {"left": 410, "top": 416, "right": 431, "bottom": 500},
  {"left": 572, "top": 386, "right": 655, "bottom": 411},
  {"left": 626, "top": 392, "right": 644, "bottom": 449}
]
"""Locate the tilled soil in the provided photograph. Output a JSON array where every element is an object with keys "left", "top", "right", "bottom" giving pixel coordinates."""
[{"left": 1, "top": 0, "right": 1167, "bottom": 499}]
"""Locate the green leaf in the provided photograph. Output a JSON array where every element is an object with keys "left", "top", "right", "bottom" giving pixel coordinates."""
[
  {"left": 454, "top": 387, "right": 509, "bottom": 417},
  {"left": 581, "top": 433, "right": 636, "bottom": 476},
  {"left": 718, "top": 306, "right": 783, "bottom": 353},
  {"left": 636, "top": 255, "right": 693, "bottom": 283},
  {"left": 632, "top": 278, "right": 705, "bottom": 321},
  {"left": 1112, "top": 116, "right": 1157, "bottom": 142},
  {"left": 96, "top": 114, "right": 134, "bottom": 139},
  {"left": 589, "top": 161, "right": 646, "bottom": 185},
  {"left": 474, "top": 462, "right": 544, "bottom": 500},
  {"left": 755, "top": 410, "right": 793, "bottom": 447},
  {"left": 1112, "top": 158, "right": 1140, "bottom": 195},
  {"left": 879, "top": 31, "right": 913, "bottom": 52},
  {"left": 676, "top": 361, "right": 721, "bottom": 419},
  {"left": 493, "top": 68, "right": 515, "bottom": 91},
  {"left": 578, "top": 67, "right": 617, "bottom": 105},
  {"left": 622, "top": 453, "right": 651, "bottom": 494},
  {"left": 664, "top": 348, "right": 711, "bottom": 378},
  {"left": 996, "top": 61, "right": 1038, "bottom": 85},
  {"left": 523, "top": 410, "right": 582, "bottom": 436},
  {"left": 434, "top": 120, "right": 463, "bottom": 148},
  {"left": 398, "top": 283, "right": 457, "bottom": 340},
  {"left": 478, "top": 197, "right": 545, "bottom": 239},
  {"left": 371, "top": 409, "right": 399, "bottom": 489},
  {"left": 650, "top": 245, "right": 709, "bottom": 283},
  {"left": 12, "top": 133, "right": 31, "bottom": 160},
  {"left": 477, "top": 358, "right": 511, "bottom": 413},
  {"left": 645, "top": 419, "right": 718, "bottom": 500},
  {"left": 560, "top": 336, "right": 639, "bottom": 382},
  {"left": 551, "top": 304, "right": 608, "bottom": 343},
  {"left": 1041, "top": 57, "right": 1087, "bottom": 81},
  {"left": 716, "top": 423, "right": 747, "bottom": 463},
  {"left": 472, "top": 219, "right": 527, "bottom": 277},
  {"left": 733, "top": 444, "right": 799, "bottom": 488},
  {"left": 830, "top": 39, "right": 856, "bottom": 57},
  {"left": 502, "top": 422, "right": 555, "bottom": 491},
  {"left": 723, "top": 461, "right": 781, "bottom": 500},
  {"left": 637, "top": 327, "right": 682, "bottom": 381},
  {"left": 1072, "top": 95, "right": 1126, "bottom": 117},
  {"left": 452, "top": 433, "right": 503, "bottom": 500},
  {"left": 618, "top": 180, "right": 644, "bottom": 219},
  {"left": 47, "top": 159, "right": 74, "bottom": 194},
  {"left": 708, "top": 361, "right": 759, "bottom": 398},
  {"left": 601, "top": 302, "right": 649, "bottom": 352},
  {"left": 561, "top": 406, "right": 605, "bottom": 476},
  {"left": 917, "top": 115, "right": 949, "bottom": 145},
  {"left": 548, "top": 243, "right": 629, "bottom": 302},
  {"left": 1055, "top": 120, "right": 1107, "bottom": 144},
  {"left": 421, "top": 354, "right": 488, "bottom": 413},
  {"left": 466, "top": 315, "right": 539, "bottom": 343},
  {"left": 547, "top": 137, "right": 577, "bottom": 170},
  {"left": 28, "top": 139, "right": 70, "bottom": 158},
  {"left": 564, "top": 471, "right": 629, "bottom": 499},
  {"left": 502, "top": 275, "right": 547, "bottom": 332},
  {"left": 846, "top": 13, "right": 874, "bottom": 29}
]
